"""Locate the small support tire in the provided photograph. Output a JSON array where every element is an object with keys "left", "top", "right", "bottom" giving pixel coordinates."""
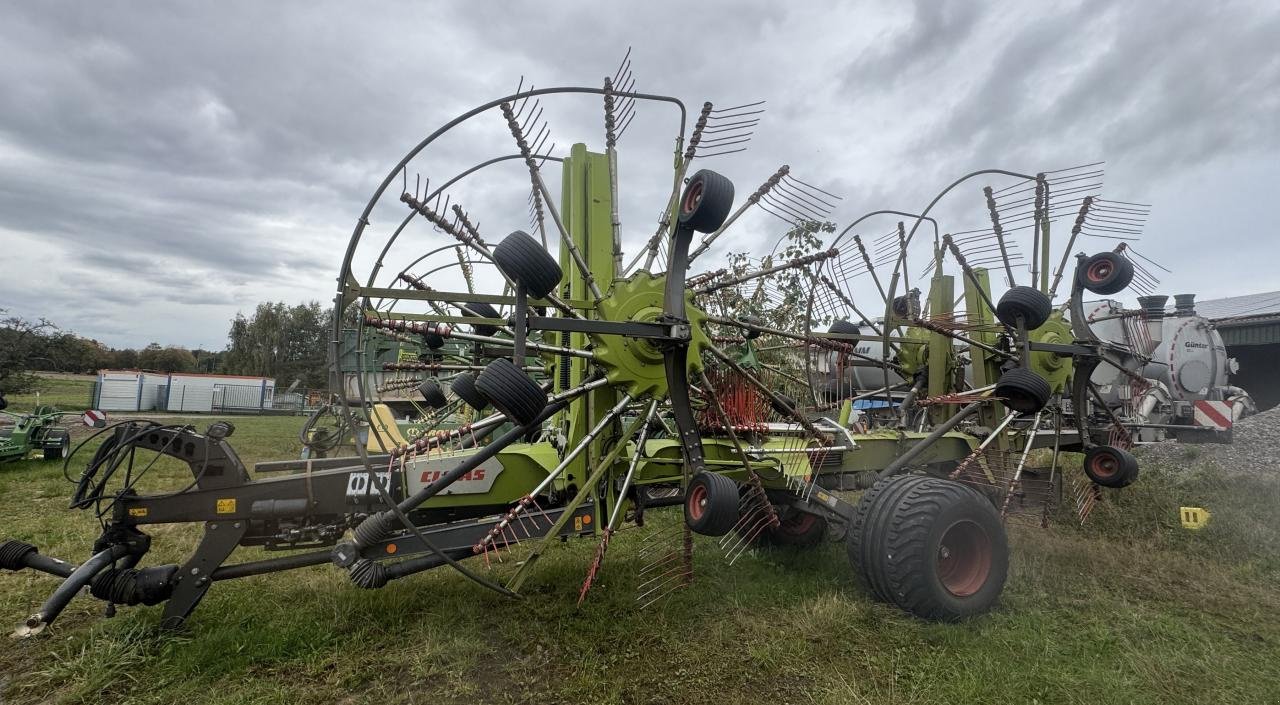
[
  {"left": 493, "top": 230, "right": 563, "bottom": 299},
  {"left": 475, "top": 358, "right": 546, "bottom": 426},
  {"left": 677, "top": 170, "right": 735, "bottom": 234},
  {"left": 1082, "top": 445, "right": 1139, "bottom": 488},
  {"left": 684, "top": 472, "right": 739, "bottom": 536},
  {"left": 995, "top": 286, "right": 1053, "bottom": 330},
  {"left": 994, "top": 368, "right": 1051, "bottom": 415}
]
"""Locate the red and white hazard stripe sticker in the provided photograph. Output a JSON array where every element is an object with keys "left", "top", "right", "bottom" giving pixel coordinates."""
[
  {"left": 82, "top": 409, "right": 107, "bottom": 428},
  {"left": 1192, "top": 400, "right": 1233, "bottom": 430}
]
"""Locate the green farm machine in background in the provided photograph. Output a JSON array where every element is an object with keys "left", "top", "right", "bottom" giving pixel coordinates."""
[
  {"left": 0, "top": 404, "right": 75, "bottom": 464},
  {"left": 4, "top": 63, "right": 1160, "bottom": 635}
]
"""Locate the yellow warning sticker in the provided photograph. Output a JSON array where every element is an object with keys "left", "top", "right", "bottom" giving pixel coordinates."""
[
  {"left": 574, "top": 516, "right": 583, "bottom": 531},
  {"left": 215, "top": 498, "right": 237, "bottom": 514},
  {"left": 128, "top": 507, "right": 149, "bottom": 518}
]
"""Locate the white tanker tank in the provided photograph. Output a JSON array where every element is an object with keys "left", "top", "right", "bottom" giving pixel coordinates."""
[
  {"left": 811, "top": 320, "right": 908, "bottom": 401},
  {"left": 1085, "top": 294, "right": 1254, "bottom": 433}
]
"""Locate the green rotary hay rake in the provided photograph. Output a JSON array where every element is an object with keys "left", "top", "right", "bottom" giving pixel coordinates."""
[{"left": 2, "top": 64, "right": 1154, "bottom": 636}]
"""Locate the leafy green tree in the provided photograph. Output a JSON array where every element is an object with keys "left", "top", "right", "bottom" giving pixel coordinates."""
[
  {"left": 712, "top": 220, "right": 834, "bottom": 329},
  {"left": 701, "top": 220, "right": 836, "bottom": 377},
  {"left": 109, "top": 348, "right": 140, "bottom": 369},
  {"left": 0, "top": 310, "right": 54, "bottom": 394},
  {"left": 138, "top": 343, "right": 197, "bottom": 372},
  {"left": 43, "top": 333, "right": 110, "bottom": 373},
  {"left": 221, "top": 301, "right": 330, "bottom": 388}
]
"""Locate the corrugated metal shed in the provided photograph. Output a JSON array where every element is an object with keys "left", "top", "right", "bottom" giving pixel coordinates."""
[{"left": 1198, "top": 290, "right": 1280, "bottom": 346}]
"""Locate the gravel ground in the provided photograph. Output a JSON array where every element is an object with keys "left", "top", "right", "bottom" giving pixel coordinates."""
[{"left": 1135, "top": 405, "right": 1280, "bottom": 474}]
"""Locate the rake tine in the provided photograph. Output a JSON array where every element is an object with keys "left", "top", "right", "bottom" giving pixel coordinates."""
[
  {"left": 638, "top": 552, "right": 684, "bottom": 581},
  {"left": 721, "top": 510, "right": 772, "bottom": 561},
  {"left": 637, "top": 570, "right": 694, "bottom": 609}
]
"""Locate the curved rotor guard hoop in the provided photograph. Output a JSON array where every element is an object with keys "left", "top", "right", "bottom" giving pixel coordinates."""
[{"left": 663, "top": 223, "right": 707, "bottom": 477}]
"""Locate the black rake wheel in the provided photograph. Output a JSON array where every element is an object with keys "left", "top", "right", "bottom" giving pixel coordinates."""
[
  {"left": 995, "top": 286, "right": 1053, "bottom": 330},
  {"left": 760, "top": 508, "right": 828, "bottom": 547},
  {"left": 475, "top": 358, "right": 546, "bottom": 426},
  {"left": 684, "top": 471, "right": 739, "bottom": 536},
  {"left": 849, "top": 475, "right": 1008, "bottom": 621},
  {"left": 678, "top": 169, "right": 735, "bottom": 233},
  {"left": 1082, "top": 444, "right": 1139, "bottom": 488},
  {"left": 417, "top": 379, "right": 448, "bottom": 409},
  {"left": 828, "top": 319, "right": 860, "bottom": 336},
  {"left": 459, "top": 301, "right": 503, "bottom": 337},
  {"left": 1078, "top": 252, "right": 1135, "bottom": 295},
  {"left": 420, "top": 329, "right": 445, "bottom": 350},
  {"left": 492, "top": 230, "right": 563, "bottom": 299},
  {"left": 450, "top": 372, "right": 488, "bottom": 412},
  {"left": 994, "top": 367, "right": 1051, "bottom": 415}
]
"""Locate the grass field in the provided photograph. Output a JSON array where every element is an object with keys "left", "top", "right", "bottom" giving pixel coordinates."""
[
  {"left": 4, "top": 373, "right": 97, "bottom": 413},
  {"left": 1, "top": 415, "right": 1278, "bottom": 704}
]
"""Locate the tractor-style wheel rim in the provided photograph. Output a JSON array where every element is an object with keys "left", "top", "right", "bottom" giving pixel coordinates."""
[
  {"left": 1089, "top": 452, "right": 1118, "bottom": 479},
  {"left": 681, "top": 181, "right": 704, "bottom": 215},
  {"left": 1087, "top": 259, "right": 1113, "bottom": 283},
  {"left": 778, "top": 511, "right": 817, "bottom": 536},
  {"left": 936, "top": 519, "right": 992, "bottom": 598},
  {"left": 687, "top": 484, "right": 708, "bottom": 522}
]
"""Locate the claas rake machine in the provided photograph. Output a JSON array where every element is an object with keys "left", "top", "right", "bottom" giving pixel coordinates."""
[{"left": 3, "top": 69, "right": 1149, "bottom": 636}]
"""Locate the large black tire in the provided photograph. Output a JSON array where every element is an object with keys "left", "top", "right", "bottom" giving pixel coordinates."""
[
  {"left": 677, "top": 170, "right": 735, "bottom": 234},
  {"left": 1082, "top": 445, "right": 1139, "bottom": 488},
  {"left": 994, "top": 368, "right": 1051, "bottom": 414},
  {"left": 1077, "top": 252, "right": 1134, "bottom": 295},
  {"left": 849, "top": 475, "right": 1009, "bottom": 621},
  {"left": 43, "top": 431, "right": 70, "bottom": 461},
  {"left": 417, "top": 380, "right": 447, "bottom": 409},
  {"left": 995, "top": 286, "right": 1052, "bottom": 330},
  {"left": 760, "top": 508, "right": 828, "bottom": 547},
  {"left": 457, "top": 301, "right": 502, "bottom": 337},
  {"left": 475, "top": 358, "right": 545, "bottom": 426},
  {"left": 450, "top": 373, "right": 487, "bottom": 412},
  {"left": 848, "top": 474, "right": 933, "bottom": 596},
  {"left": 492, "top": 230, "right": 563, "bottom": 299},
  {"left": 684, "top": 472, "right": 739, "bottom": 536}
]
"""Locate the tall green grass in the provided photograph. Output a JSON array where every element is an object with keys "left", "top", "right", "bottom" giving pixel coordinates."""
[{"left": 2, "top": 418, "right": 1278, "bottom": 704}]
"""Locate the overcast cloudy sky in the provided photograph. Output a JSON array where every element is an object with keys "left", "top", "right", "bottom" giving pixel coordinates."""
[{"left": 1, "top": 1, "right": 1277, "bottom": 350}]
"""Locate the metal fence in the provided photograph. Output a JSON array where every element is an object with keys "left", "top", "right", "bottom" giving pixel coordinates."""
[{"left": 158, "top": 384, "right": 314, "bottom": 415}]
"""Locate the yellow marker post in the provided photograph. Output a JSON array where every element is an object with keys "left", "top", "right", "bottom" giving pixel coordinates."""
[{"left": 1179, "top": 506, "right": 1211, "bottom": 530}]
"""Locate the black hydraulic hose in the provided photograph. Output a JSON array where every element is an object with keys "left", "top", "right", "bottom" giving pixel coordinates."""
[
  {"left": 877, "top": 401, "right": 984, "bottom": 480},
  {"left": 23, "top": 544, "right": 130, "bottom": 632},
  {"left": 27, "top": 553, "right": 78, "bottom": 579}
]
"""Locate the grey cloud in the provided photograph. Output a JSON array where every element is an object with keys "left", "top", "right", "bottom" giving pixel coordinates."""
[{"left": 0, "top": 1, "right": 1276, "bottom": 351}]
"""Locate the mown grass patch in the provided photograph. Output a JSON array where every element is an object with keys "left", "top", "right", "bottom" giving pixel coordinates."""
[
  {"left": 2, "top": 417, "right": 1278, "bottom": 704},
  {"left": 4, "top": 373, "right": 97, "bottom": 413}
]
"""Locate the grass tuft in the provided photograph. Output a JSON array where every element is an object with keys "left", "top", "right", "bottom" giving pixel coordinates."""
[{"left": 1, "top": 417, "right": 1278, "bottom": 704}]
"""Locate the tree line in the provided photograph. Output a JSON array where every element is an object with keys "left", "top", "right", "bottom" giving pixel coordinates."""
[{"left": 0, "top": 303, "right": 332, "bottom": 394}]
